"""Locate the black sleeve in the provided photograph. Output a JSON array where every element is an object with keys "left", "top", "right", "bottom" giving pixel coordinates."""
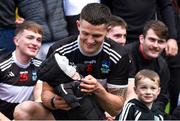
[
  {"left": 107, "top": 53, "right": 129, "bottom": 86},
  {"left": 117, "top": 102, "right": 135, "bottom": 120},
  {"left": 46, "top": 46, "right": 54, "bottom": 58},
  {"left": 155, "top": 58, "right": 170, "bottom": 111},
  {"left": 157, "top": 0, "right": 178, "bottom": 41}
]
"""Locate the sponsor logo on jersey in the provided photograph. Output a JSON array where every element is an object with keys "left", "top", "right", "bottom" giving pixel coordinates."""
[
  {"left": 20, "top": 71, "right": 28, "bottom": 81},
  {"left": 32, "top": 71, "right": 37, "bottom": 81},
  {"left": 101, "top": 60, "right": 110, "bottom": 74}
]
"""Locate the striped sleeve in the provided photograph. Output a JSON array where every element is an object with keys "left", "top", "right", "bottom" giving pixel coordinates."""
[{"left": 118, "top": 102, "right": 135, "bottom": 121}]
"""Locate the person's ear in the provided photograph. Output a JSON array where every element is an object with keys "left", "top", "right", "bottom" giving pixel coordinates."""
[
  {"left": 157, "top": 87, "right": 161, "bottom": 96},
  {"left": 134, "top": 86, "right": 137, "bottom": 94},
  {"left": 13, "top": 36, "right": 19, "bottom": 46},
  {"left": 76, "top": 20, "right": 80, "bottom": 31},
  {"left": 139, "top": 34, "right": 144, "bottom": 44}
]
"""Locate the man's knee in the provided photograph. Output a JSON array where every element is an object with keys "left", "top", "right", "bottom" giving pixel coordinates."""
[{"left": 13, "top": 101, "right": 38, "bottom": 120}]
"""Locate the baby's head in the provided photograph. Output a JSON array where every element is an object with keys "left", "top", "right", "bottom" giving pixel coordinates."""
[{"left": 134, "top": 69, "right": 161, "bottom": 108}]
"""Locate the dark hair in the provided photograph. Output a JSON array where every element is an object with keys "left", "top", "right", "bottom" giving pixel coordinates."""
[
  {"left": 80, "top": 3, "right": 111, "bottom": 25},
  {"left": 135, "top": 69, "right": 160, "bottom": 86},
  {"left": 143, "top": 20, "right": 168, "bottom": 40},
  {"left": 15, "top": 21, "right": 43, "bottom": 36},
  {"left": 108, "top": 15, "right": 127, "bottom": 29}
]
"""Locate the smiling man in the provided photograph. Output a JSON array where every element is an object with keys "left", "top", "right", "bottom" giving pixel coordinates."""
[
  {"left": 0, "top": 21, "right": 43, "bottom": 120},
  {"left": 42, "top": 3, "right": 129, "bottom": 120},
  {"left": 13, "top": 3, "right": 130, "bottom": 120},
  {"left": 125, "top": 20, "right": 170, "bottom": 112}
]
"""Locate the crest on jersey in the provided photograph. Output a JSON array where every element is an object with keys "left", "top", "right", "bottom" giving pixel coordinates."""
[
  {"left": 32, "top": 70, "right": 37, "bottom": 81},
  {"left": 20, "top": 71, "right": 28, "bottom": 81},
  {"left": 101, "top": 60, "right": 110, "bottom": 74}
]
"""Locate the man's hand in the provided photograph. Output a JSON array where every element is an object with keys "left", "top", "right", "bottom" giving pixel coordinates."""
[
  {"left": 80, "top": 75, "right": 99, "bottom": 93},
  {"left": 165, "top": 39, "right": 178, "bottom": 56}
]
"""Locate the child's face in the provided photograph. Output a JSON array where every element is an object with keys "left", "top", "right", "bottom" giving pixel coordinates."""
[{"left": 134, "top": 78, "right": 160, "bottom": 106}]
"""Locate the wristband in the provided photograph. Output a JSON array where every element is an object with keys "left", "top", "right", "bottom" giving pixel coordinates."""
[{"left": 51, "top": 96, "right": 56, "bottom": 108}]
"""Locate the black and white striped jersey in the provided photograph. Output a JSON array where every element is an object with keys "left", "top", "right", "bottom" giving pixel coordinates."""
[
  {"left": 0, "top": 51, "right": 42, "bottom": 113},
  {"left": 117, "top": 99, "right": 164, "bottom": 121},
  {"left": 47, "top": 35, "right": 129, "bottom": 89}
]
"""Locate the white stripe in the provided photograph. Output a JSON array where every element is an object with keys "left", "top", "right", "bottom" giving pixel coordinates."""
[
  {"left": 104, "top": 41, "right": 111, "bottom": 47},
  {"left": 104, "top": 42, "right": 122, "bottom": 59},
  {"left": 104, "top": 45, "right": 121, "bottom": 61},
  {"left": 120, "top": 103, "right": 134, "bottom": 121},
  {"left": 55, "top": 40, "right": 78, "bottom": 52},
  {"left": 1, "top": 64, "right": 11, "bottom": 72},
  {"left": 33, "top": 59, "right": 42, "bottom": 65},
  {"left": 0, "top": 59, "right": 12, "bottom": 70},
  {"left": 107, "top": 83, "right": 128, "bottom": 88},
  {"left": 0, "top": 83, "right": 34, "bottom": 103},
  {"left": 0, "top": 57, "right": 12, "bottom": 67},
  {"left": 59, "top": 43, "right": 78, "bottom": 54},
  {"left": 103, "top": 49, "right": 117, "bottom": 63},
  {"left": 110, "top": 57, "right": 117, "bottom": 64},
  {"left": 159, "top": 114, "right": 164, "bottom": 121},
  {"left": 135, "top": 112, "right": 141, "bottom": 121},
  {"left": 61, "top": 47, "right": 79, "bottom": 55},
  {"left": 61, "top": 84, "right": 68, "bottom": 94}
]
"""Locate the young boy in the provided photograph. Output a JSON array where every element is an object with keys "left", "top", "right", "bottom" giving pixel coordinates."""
[{"left": 117, "top": 69, "right": 165, "bottom": 120}]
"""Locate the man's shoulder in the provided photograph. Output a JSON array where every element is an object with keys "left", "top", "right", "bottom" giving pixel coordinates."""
[
  {"left": 104, "top": 38, "right": 129, "bottom": 57},
  {"left": 124, "top": 42, "right": 139, "bottom": 52},
  {"left": 31, "top": 58, "right": 42, "bottom": 67},
  {"left": 47, "top": 35, "right": 78, "bottom": 57},
  {"left": 51, "top": 35, "right": 78, "bottom": 50},
  {"left": 0, "top": 52, "right": 12, "bottom": 63}
]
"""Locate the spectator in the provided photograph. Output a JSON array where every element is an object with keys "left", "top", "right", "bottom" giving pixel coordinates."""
[
  {"left": 166, "top": 0, "right": 180, "bottom": 113},
  {"left": 117, "top": 69, "right": 165, "bottom": 120},
  {"left": 14, "top": 3, "right": 130, "bottom": 120},
  {"left": 106, "top": 15, "right": 127, "bottom": 46},
  {"left": 0, "top": 0, "right": 17, "bottom": 55},
  {"left": 17, "top": 0, "right": 69, "bottom": 60},
  {"left": 63, "top": 0, "right": 100, "bottom": 35},
  {"left": 0, "top": 21, "right": 43, "bottom": 120},
  {"left": 125, "top": 20, "right": 170, "bottom": 112},
  {"left": 102, "top": 0, "right": 178, "bottom": 56}
]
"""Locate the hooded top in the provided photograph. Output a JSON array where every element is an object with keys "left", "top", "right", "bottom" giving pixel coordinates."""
[{"left": 117, "top": 98, "right": 165, "bottom": 120}]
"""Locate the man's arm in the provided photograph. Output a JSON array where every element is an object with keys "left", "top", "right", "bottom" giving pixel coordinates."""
[
  {"left": 158, "top": 0, "right": 178, "bottom": 56},
  {"left": 80, "top": 75, "right": 127, "bottom": 116},
  {"left": 41, "top": 82, "right": 71, "bottom": 110}
]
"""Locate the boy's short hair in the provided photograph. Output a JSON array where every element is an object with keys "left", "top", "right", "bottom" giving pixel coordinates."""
[
  {"left": 143, "top": 20, "right": 168, "bottom": 40},
  {"left": 107, "top": 15, "right": 127, "bottom": 30},
  {"left": 135, "top": 69, "right": 160, "bottom": 86},
  {"left": 15, "top": 21, "right": 43, "bottom": 36},
  {"left": 80, "top": 3, "right": 111, "bottom": 25}
]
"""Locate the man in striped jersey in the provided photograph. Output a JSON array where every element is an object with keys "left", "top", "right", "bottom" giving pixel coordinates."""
[
  {"left": 41, "top": 3, "right": 129, "bottom": 120},
  {"left": 0, "top": 21, "right": 43, "bottom": 120},
  {"left": 13, "top": 3, "right": 130, "bottom": 120}
]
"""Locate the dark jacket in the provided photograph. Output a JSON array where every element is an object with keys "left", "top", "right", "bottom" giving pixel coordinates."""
[
  {"left": 117, "top": 99, "right": 165, "bottom": 120},
  {"left": 18, "top": 0, "right": 68, "bottom": 43},
  {"left": 102, "top": 0, "right": 177, "bottom": 43},
  {"left": 0, "top": 0, "right": 17, "bottom": 28}
]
